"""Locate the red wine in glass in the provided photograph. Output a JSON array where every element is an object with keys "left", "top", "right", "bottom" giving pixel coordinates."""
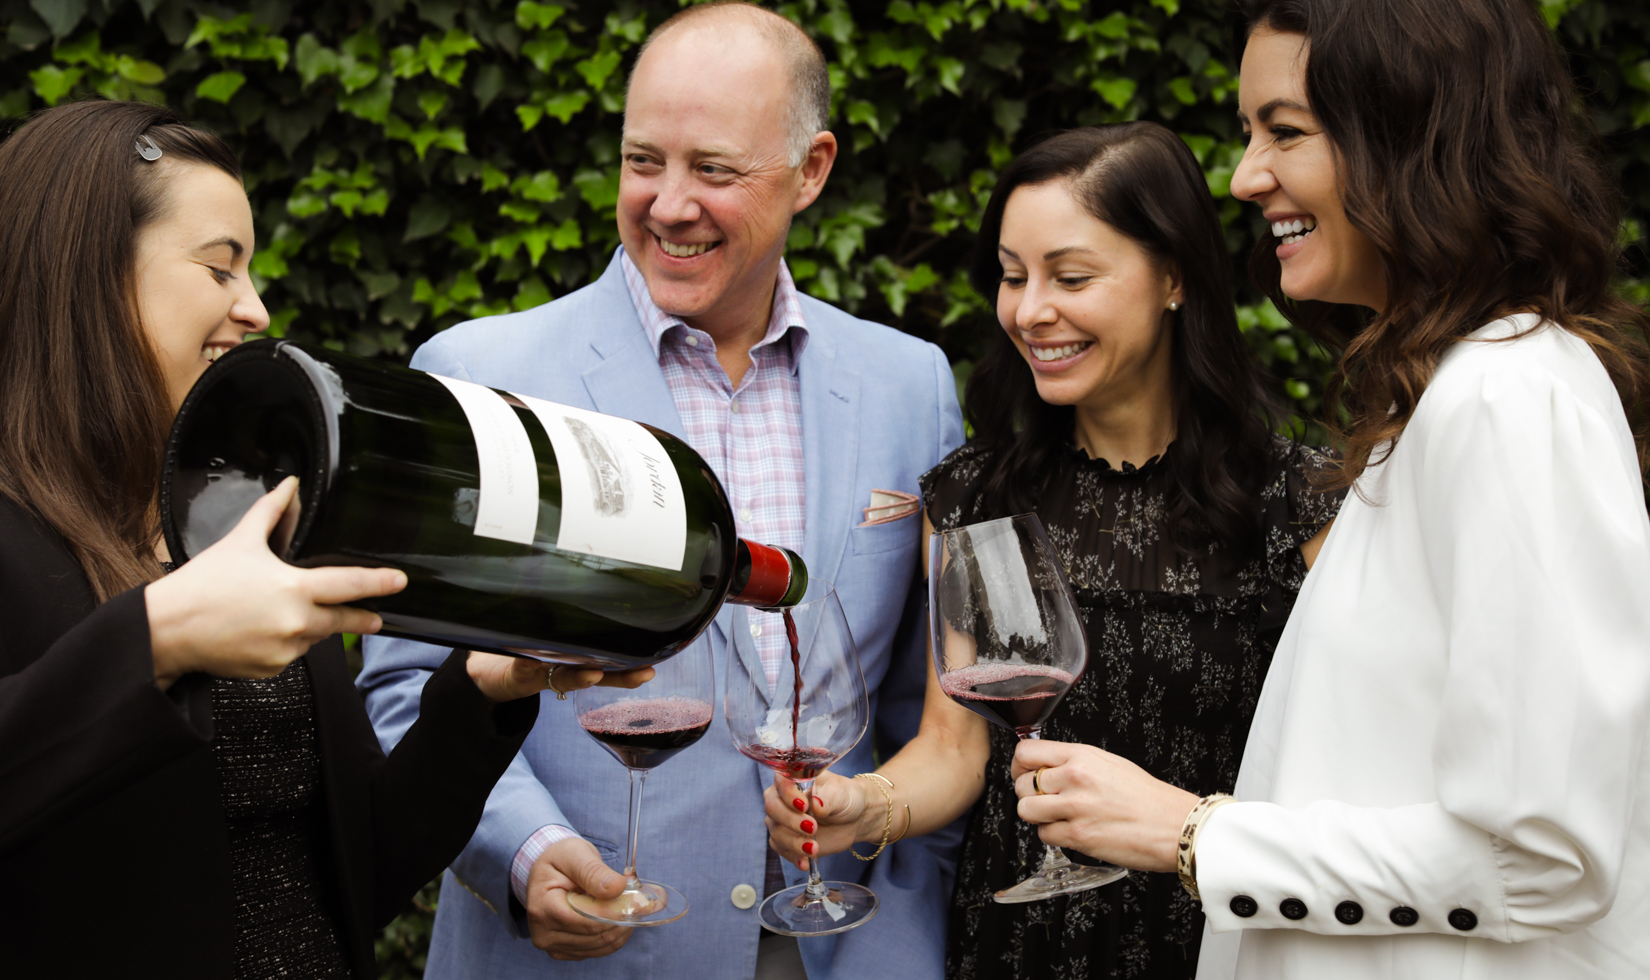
[
  {"left": 580, "top": 696, "right": 713, "bottom": 770},
  {"left": 930, "top": 513, "right": 1129, "bottom": 903},
  {"left": 939, "top": 663, "right": 1075, "bottom": 734},
  {"left": 566, "top": 643, "right": 714, "bottom": 928},
  {"left": 726, "top": 582, "right": 877, "bottom": 937}
]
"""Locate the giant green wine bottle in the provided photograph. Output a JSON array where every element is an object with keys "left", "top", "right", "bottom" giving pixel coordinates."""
[{"left": 160, "top": 340, "right": 807, "bottom": 670}]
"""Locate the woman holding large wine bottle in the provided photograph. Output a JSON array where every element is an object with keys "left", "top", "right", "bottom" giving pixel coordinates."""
[
  {"left": 764, "top": 122, "right": 1340, "bottom": 978},
  {"left": 0, "top": 100, "right": 645, "bottom": 979}
]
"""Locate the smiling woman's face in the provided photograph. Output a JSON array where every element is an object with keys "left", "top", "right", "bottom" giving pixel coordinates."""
[
  {"left": 1231, "top": 28, "right": 1387, "bottom": 311},
  {"left": 132, "top": 162, "right": 269, "bottom": 411},
  {"left": 995, "top": 180, "right": 1180, "bottom": 413}
]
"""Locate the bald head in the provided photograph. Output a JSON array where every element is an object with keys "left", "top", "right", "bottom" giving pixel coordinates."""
[{"left": 628, "top": 2, "right": 830, "bottom": 167}]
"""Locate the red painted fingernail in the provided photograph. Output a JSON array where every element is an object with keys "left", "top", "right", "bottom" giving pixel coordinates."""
[
  {"left": 813, "top": 796, "right": 825, "bottom": 808},
  {"left": 801, "top": 819, "right": 816, "bottom": 834},
  {"left": 793, "top": 798, "right": 807, "bottom": 811},
  {"left": 803, "top": 841, "right": 817, "bottom": 855}
]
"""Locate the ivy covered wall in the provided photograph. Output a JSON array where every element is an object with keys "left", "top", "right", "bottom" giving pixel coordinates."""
[{"left": 3, "top": 0, "right": 1648, "bottom": 973}]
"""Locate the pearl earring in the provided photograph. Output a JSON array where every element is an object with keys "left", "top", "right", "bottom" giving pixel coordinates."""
[{"left": 1168, "top": 301, "right": 1180, "bottom": 312}]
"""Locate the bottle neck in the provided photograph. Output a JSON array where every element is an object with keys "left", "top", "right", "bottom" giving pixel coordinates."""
[{"left": 729, "top": 540, "right": 808, "bottom": 608}]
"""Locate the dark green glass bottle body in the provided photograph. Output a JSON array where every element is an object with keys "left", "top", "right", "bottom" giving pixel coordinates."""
[{"left": 160, "top": 340, "right": 806, "bottom": 670}]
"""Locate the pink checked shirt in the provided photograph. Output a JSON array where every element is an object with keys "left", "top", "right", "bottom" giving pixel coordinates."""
[{"left": 511, "top": 249, "right": 809, "bottom": 902}]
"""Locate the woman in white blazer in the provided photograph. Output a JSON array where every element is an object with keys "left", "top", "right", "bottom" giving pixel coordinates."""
[{"left": 1004, "top": 0, "right": 1650, "bottom": 977}]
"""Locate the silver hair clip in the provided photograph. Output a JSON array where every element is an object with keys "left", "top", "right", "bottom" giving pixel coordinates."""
[{"left": 135, "top": 136, "right": 163, "bottom": 162}]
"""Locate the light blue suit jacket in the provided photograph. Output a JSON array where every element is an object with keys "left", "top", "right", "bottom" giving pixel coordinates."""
[{"left": 358, "top": 252, "right": 965, "bottom": 980}]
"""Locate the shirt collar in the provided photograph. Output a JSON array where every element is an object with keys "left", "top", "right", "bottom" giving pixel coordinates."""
[{"left": 619, "top": 247, "right": 809, "bottom": 371}]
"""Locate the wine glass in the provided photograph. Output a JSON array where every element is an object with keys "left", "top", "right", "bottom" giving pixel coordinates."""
[
  {"left": 725, "top": 581, "right": 877, "bottom": 936},
  {"left": 930, "top": 513, "right": 1129, "bottom": 903},
  {"left": 566, "top": 640, "right": 714, "bottom": 927}
]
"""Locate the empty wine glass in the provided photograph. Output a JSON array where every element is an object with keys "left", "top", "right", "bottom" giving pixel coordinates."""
[
  {"left": 566, "top": 641, "right": 714, "bottom": 927},
  {"left": 930, "top": 513, "right": 1129, "bottom": 903},
  {"left": 726, "top": 581, "right": 876, "bottom": 936}
]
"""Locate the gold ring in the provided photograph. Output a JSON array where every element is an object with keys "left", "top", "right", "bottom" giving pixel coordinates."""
[
  {"left": 547, "top": 665, "right": 567, "bottom": 700},
  {"left": 1033, "top": 767, "right": 1049, "bottom": 795}
]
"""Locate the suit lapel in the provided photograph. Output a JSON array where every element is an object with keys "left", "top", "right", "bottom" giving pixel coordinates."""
[
  {"left": 799, "top": 318, "right": 859, "bottom": 592},
  {"left": 579, "top": 260, "right": 687, "bottom": 438}
]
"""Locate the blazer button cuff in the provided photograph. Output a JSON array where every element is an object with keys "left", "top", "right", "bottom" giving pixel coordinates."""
[
  {"left": 1334, "top": 901, "right": 1363, "bottom": 925},
  {"left": 1389, "top": 906, "right": 1419, "bottom": 927},
  {"left": 1447, "top": 908, "right": 1477, "bottom": 931},
  {"left": 1279, "top": 898, "right": 1308, "bottom": 920},
  {"left": 1229, "top": 895, "right": 1258, "bottom": 918}
]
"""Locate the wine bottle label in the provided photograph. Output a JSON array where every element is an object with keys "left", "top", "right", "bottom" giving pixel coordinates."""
[
  {"left": 512, "top": 392, "right": 689, "bottom": 572},
  {"left": 429, "top": 374, "right": 541, "bottom": 545}
]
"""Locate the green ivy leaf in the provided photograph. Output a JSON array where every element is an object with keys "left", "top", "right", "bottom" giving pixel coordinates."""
[
  {"left": 405, "top": 196, "right": 453, "bottom": 241},
  {"left": 1168, "top": 76, "right": 1196, "bottom": 105},
  {"left": 516, "top": 104, "right": 545, "bottom": 132},
  {"left": 1091, "top": 75, "right": 1137, "bottom": 110},
  {"left": 516, "top": 1, "right": 566, "bottom": 31},
  {"left": 541, "top": 91, "right": 590, "bottom": 124},
  {"left": 522, "top": 30, "right": 570, "bottom": 73},
  {"left": 196, "top": 71, "right": 247, "bottom": 104},
  {"left": 549, "top": 217, "right": 582, "bottom": 251},
  {"left": 53, "top": 32, "right": 104, "bottom": 66},
  {"left": 573, "top": 168, "right": 619, "bottom": 212},
  {"left": 29, "top": 65, "right": 84, "bottom": 106},
  {"left": 419, "top": 90, "right": 449, "bottom": 119},
  {"left": 575, "top": 50, "right": 622, "bottom": 91},
  {"left": 339, "top": 73, "right": 394, "bottom": 123},
  {"left": 933, "top": 56, "right": 965, "bottom": 95},
  {"left": 296, "top": 34, "right": 341, "bottom": 87},
  {"left": 513, "top": 275, "right": 552, "bottom": 311},
  {"left": 512, "top": 170, "right": 563, "bottom": 203},
  {"left": 286, "top": 188, "right": 329, "bottom": 218},
  {"left": 499, "top": 200, "right": 541, "bottom": 223}
]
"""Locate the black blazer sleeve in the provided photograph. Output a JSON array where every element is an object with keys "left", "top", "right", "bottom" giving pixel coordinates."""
[
  {"left": 308, "top": 642, "right": 538, "bottom": 941},
  {"left": 0, "top": 502, "right": 212, "bottom": 854}
]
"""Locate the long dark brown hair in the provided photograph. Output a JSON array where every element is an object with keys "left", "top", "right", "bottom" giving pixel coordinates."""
[
  {"left": 0, "top": 100, "right": 241, "bottom": 600},
  {"left": 1237, "top": 0, "right": 1650, "bottom": 485},
  {"left": 966, "top": 124, "right": 1283, "bottom": 561}
]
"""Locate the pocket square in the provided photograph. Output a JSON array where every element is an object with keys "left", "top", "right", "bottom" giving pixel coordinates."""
[{"left": 861, "top": 488, "right": 921, "bottom": 527}]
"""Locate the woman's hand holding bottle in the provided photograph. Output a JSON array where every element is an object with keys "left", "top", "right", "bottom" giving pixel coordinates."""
[{"left": 145, "top": 477, "right": 406, "bottom": 689}]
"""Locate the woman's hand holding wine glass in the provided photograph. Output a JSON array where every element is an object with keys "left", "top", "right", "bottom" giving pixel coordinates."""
[
  {"left": 461, "top": 654, "right": 656, "bottom": 705},
  {"left": 763, "top": 770, "right": 872, "bottom": 870},
  {"left": 1010, "top": 739, "right": 1198, "bottom": 874}
]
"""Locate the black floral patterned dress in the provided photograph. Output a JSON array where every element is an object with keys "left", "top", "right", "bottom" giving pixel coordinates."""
[{"left": 922, "top": 435, "right": 1341, "bottom": 980}]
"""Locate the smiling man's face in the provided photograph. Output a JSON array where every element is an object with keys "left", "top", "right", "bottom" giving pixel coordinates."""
[{"left": 618, "top": 21, "right": 827, "bottom": 339}]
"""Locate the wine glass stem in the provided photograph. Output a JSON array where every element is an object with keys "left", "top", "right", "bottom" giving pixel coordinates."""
[
  {"left": 795, "top": 778, "right": 829, "bottom": 897},
  {"left": 1016, "top": 727, "right": 1068, "bottom": 874},
  {"left": 622, "top": 767, "right": 649, "bottom": 887}
]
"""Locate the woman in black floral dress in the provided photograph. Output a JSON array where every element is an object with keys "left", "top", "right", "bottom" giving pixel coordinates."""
[{"left": 764, "top": 123, "right": 1341, "bottom": 979}]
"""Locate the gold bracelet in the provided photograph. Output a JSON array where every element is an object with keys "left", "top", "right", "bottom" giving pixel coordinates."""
[
  {"left": 1177, "top": 793, "right": 1236, "bottom": 900},
  {"left": 890, "top": 803, "right": 912, "bottom": 844},
  {"left": 848, "top": 773, "right": 895, "bottom": 861}
]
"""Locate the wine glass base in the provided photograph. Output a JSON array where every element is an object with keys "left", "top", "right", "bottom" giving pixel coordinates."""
[
  {"left": 567, "top": 879, "right": 689, "bottom": 927},
  {"left": 758, "top": 881, "right": 878, "bottom": 937},
  {"left": 992, "top": 862, "right": 1128, "bottom": 904}
]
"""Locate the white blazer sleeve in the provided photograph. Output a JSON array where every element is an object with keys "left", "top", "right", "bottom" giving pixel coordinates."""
[{"left": 1196, "top": 348, "right": 1650, "bottom": 941}]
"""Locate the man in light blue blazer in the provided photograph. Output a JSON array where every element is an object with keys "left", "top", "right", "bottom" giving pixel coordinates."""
[{"left": 358, "top": 5, "right": 964, "bottom": 978}]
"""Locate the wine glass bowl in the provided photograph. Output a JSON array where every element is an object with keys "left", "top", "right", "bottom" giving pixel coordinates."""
[
  {"left": 565, "top": 642, "right": 714, "bottom": 927},
  {"left": 929, "top": 514, "right": 1128, "bottom": 903},
  {"left": 726, "top": 581, "right": 878, "bottom": 936}
]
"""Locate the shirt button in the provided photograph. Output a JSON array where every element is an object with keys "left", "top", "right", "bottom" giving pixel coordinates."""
[
  {"left": 685, "top": 335, "right": 699, "bottom": 347},
  {"left": 739, "top": 507, "right": 753, "bottom": 522},
  {"left": 1335, "top": 901, "right": 1364, "bottom": 925},
  {"left": 1229, "top": 895, "right": 1258, "bottom": 918},
  {"left": 1389, "top": 906, "right": 1420, "bottom": 927},
  {"left": 1279, "top": 898, "right": 1308, "bottom": 920},
  {"left": 731, "top": 883, "right": 757, "bottom": 909},
  {"left": 1447, "top": 908, "right": 1478, "bottom": 931},
  {"left": 730, "top": 400, "right": 740, "bottom": 413},
  {"left": 749, "top": 622, "right": 762, "bottom": 637}
]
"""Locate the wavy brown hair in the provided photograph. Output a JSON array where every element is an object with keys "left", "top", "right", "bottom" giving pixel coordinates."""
[
  {"left": 0, "top": 100, "right": 241, "bottom": 600},
  {"left": 1237, "top": 0, "right": 1650, "bottom": 485},
  {"left": 966, "top": 124, "right": 1283, "bottom": 561}
]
